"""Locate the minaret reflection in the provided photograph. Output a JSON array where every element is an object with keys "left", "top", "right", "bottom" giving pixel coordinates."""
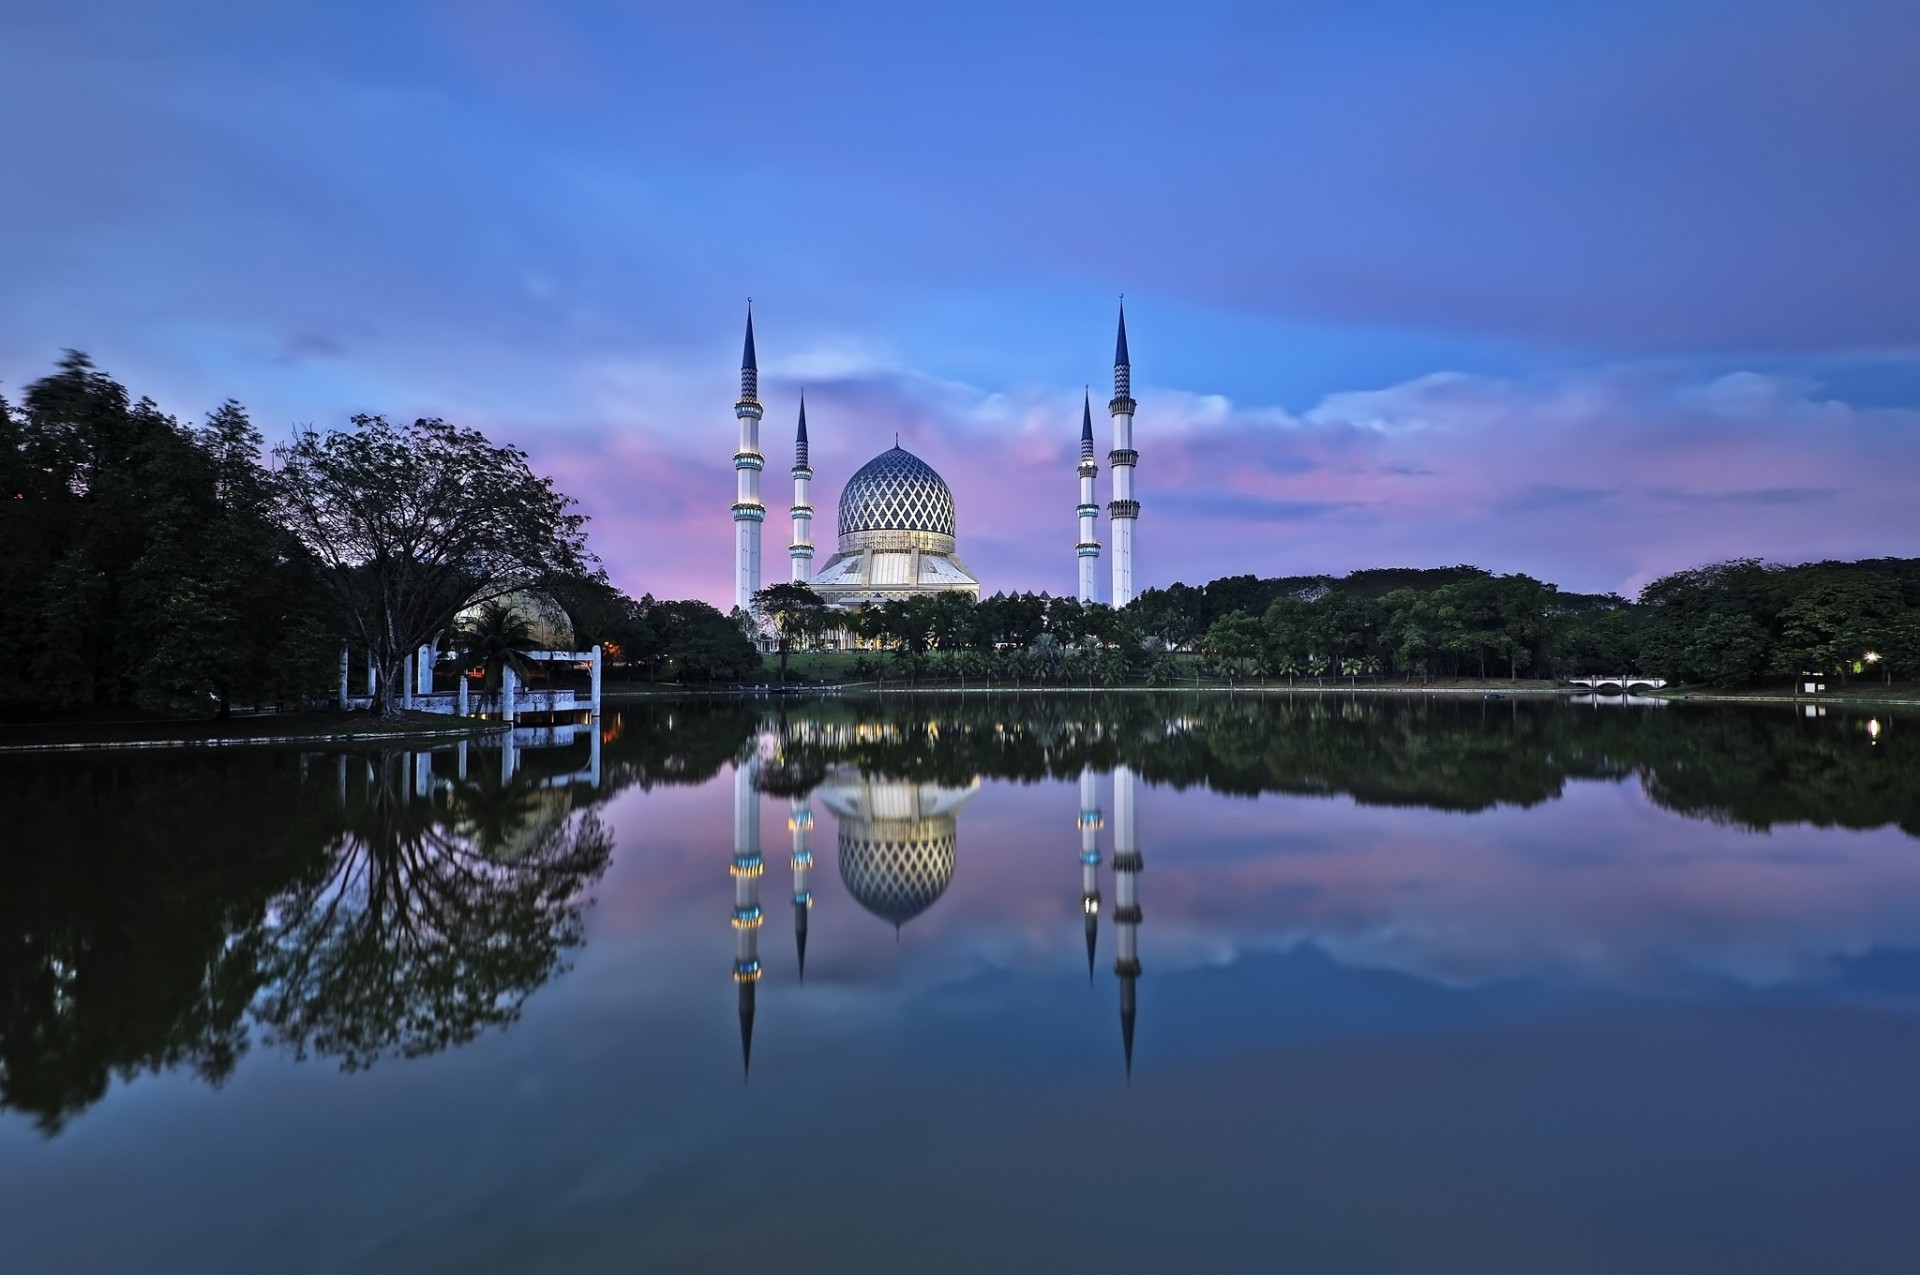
[
  {"left": 789, "top": 794, "right": 814, "bottom": 979},
  {"left": 731, "top": 756, "right": 763, "bottom": 1080},
  {"left": 1111, "top": 764, "right": 1143, "bottom": 1078},
  {"left": 1078, "top": 766, "right": 1103, "bottom": 982}
]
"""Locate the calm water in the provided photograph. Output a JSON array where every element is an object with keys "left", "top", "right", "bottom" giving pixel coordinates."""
[{"left": 4, "top": 694, "right": 1920, "bottom": 1272}]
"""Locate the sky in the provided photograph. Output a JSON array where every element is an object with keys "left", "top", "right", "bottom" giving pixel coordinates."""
[{"left": 2, "top": 0, "right": 1917, "bottom": 602}]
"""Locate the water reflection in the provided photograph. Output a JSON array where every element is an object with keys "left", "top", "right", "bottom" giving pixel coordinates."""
[
  {"left": 0, "top": 737, "right": 610, "bottom": 1131},
  {"left": 3, "top": 693, "right": 1918, "bottom": 1133}
]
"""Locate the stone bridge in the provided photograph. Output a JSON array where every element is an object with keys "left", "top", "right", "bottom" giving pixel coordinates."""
[{"left": 1563, "top": 674, "right": 1667, "bottom": 693}]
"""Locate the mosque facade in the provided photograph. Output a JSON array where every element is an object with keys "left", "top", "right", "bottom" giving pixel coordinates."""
[{"left": 728, "top": 304, "right": 1141, "bottom": 612}]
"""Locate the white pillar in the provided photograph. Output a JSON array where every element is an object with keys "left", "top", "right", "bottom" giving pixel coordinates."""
[
  {"left": 589, "top": 644, "right": 603, "bottom": 713},
  {"left": 588, "top": 718, "right": 602, "bottom": 787},
  {"left": 457, "top": 671, "right": 469, "bottom": 717},
  {"left": 457, "top": 738, "right": 469, "bottom": 781},
  {"left": 1108, "top": 303, "right": 1139, "bottom": 608},
  {"left": 733, "top": 307, "right": 765, "bottom": 612},
  {"left": 338, "top": 643, "right": 350, "bottom": 710},
  {"left": 417, "top": 644, "right": 433, "bottom": 697},
  {"left": 790, "top": 396, "right": 814, "bottom": 583},
  {"left": 502, "top": 664, "right": 518, "bottom": 723},
  {"left": 1076, "top": 393, "right": 1101, "bottom": 605},
  {"left": 366, "top": 657, "right": 377, "bottom": 698},
  {"left": 501, "top": 729, "right": 518, "bottom": 783},
  {"left": 402, "top": 654, "right": 414, "bottom": 709}
]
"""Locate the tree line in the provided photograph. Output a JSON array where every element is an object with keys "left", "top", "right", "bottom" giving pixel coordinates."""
[
  {"left": 756, "top": 558, "right": 1920, "bottom": 689},
  {"left": 1, "top": 353, "right": 758, "bottom": 718}
]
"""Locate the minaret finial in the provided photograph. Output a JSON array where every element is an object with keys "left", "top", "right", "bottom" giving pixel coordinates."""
[
  {"left": 1115, "top": 297, "right": 1130, "bottom": 370},
  {"left": 742, "top": 302, "right": 757, "bottom": 374}
]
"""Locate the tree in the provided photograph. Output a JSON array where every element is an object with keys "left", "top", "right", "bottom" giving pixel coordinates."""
[
  {"left": 754, "top": 583, "right": 829, "bottom": 683},
  {"left": 454, "top": 600, "right": 538, "bottom": 692},
  {"left": 272, "top": 415, "right": 589, "bottom": 716},
  {"left": 1200, "top": 612, "right": 1264, "bottom": 685}
]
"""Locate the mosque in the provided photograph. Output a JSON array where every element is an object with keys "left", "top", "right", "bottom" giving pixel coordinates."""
[{"left": 729, "top": 303, "right": 1141, "bottom": 612}]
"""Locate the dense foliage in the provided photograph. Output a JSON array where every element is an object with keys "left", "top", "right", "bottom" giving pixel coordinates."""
[
  {"left": 0, "top": 354, "right": 760, "bottom": 717},
  {"left": 0, "top": 354, "right": 336, "bottom": 716},
  {"left": 840, "top": 562, "right": 1916, "bottom": 689}
]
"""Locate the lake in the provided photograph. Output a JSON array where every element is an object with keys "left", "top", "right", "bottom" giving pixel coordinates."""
[{"left": 3, "top": 693, "right": 1919, "bottom": 1273}]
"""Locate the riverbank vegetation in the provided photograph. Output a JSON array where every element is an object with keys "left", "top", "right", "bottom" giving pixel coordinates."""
[
  {"left": 755, "top": 560, "right": 1920, "bottom": 693},
  {"left": 0, "top": 354, "right": 756, "bottom": 722}
]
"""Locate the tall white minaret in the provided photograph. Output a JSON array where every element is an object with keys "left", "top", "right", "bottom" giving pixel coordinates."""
[
  {"left": 732, "top": 306, "right": 765, "bottom": 611},
  {"left": 1075, "top": 391, "right": 1101, "bottom": 604},
  {"left": 1079, "top": 765, "right": 1104, "bottom": 981},
  {"left": 789, "top": 394, "right": 814, "bottom": 583},
  {"left": 731, "top": 755, "right": 764, "bottom": 1079},
  {"left": 1107, "top": 301, "right": 1139, "bottom": 607},
  {"left": 1112, "top": 763, "right": 1143, "bottom": 1077},
  {"left": 790, "top": 792, "right": 814, "bottom": 978}
]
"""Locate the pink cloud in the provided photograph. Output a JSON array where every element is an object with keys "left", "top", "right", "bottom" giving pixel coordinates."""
[{"left": 514, "top": 363, "right": 1920, "bottom": 605}]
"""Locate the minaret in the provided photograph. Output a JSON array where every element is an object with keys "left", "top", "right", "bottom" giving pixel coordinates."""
[
  {"left": 1075, "top": 391, "right": 1101, "bottom": 604},
  {"left": 1078, "top": 765, "right": 1104, "bottom": 981},
  {"left": 1107, "top": 301, "right": 1139, "bottom": 607},
  {"left": 732, "top": 305, "right": 766, "bottom": 611},
  {"left": 789, "top": 793, "right": 814, "bottom": 978},
  {"left": 1111, "top": 763, "right": 1143, "bottom": 1077},
  {"left": 788, "top": 394, "right": 814, "bottom": 584},
  {"left": 731, "top": 755, "right": 764, "bottom": 1080}
]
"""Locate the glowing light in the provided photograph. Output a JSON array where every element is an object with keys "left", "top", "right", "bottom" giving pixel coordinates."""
[{"left": 1868, "top": 718, "right": 1882, "bottom": 739}]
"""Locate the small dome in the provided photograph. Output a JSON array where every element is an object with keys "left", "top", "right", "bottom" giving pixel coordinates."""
[
  {"left": 455, "top": 589, "right": 575, "bottom": 650},
  {"left": 838, "top": 446, "right": 955, "bottom": 539}
]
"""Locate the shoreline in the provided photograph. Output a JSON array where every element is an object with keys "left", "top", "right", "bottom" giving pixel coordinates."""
[
  {"left": 7, "top": 682, "right": 1915, "bottom": 755},
  {"left": 0, "top": 714, "right": 509, "bottom": 757}
]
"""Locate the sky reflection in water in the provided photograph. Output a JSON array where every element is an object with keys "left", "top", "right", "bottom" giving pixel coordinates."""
[{"left": 3, "top": 695, "right": 1919, "bottom": 1272}]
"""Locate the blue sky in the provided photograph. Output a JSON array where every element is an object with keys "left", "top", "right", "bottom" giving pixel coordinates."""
[{"left": 2, "top": 0, "right": 1916, "bottom": 600}]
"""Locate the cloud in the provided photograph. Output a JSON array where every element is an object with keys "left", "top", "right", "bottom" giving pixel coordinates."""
[{"left": 491, "top": 359, "right": 1920, "bottom": 605}]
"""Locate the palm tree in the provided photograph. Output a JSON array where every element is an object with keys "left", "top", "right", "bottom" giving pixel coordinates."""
[{"left": 455, "top": 600, "right": 538, "bottom": 693}]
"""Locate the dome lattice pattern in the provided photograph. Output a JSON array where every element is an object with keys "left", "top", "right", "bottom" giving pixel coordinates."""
[
  {"left": 838, "top": 447, "right": 955, "bottom": 538},
  {"left": 838, "top": 828, "right": 956, "bottom": 927}
]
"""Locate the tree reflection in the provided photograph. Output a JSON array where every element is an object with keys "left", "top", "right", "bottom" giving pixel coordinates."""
[
  {"left": 0, "top": 754, "right": 331, "bottom": 1132},
  {"left": 0, "top": 743, "right": 614, "bottom": 1133},
  {"left": 254, "top": 751, "right": 611, "bottom": 1071}
]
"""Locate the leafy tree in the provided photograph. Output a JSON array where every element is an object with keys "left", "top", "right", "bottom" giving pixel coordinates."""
[
  {"left": 754, "top": 582, "right": 830, "bottom": 683},
  {"left": 654, "top": 599, "right": 760, "bottom": 682},
  {"left": 1200, "top": 612, "right": 1264, "bottom": 684},
  {"left": 272, "top": 415, "right": 589, "bottom": 717}
]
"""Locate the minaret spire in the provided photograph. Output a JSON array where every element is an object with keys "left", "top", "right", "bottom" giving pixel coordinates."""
[
  {"left": 1075, "top": 390, "right": 1101, "bottom": 604},
  {"left": 789, "top": 393, "right": 814, "bottom": 583},
  {"left": 1107, "top": 299, "right": 1139, "bottom": 607},
  {"left": 732, "top": 303, "right": 766, "bottom": 611}
]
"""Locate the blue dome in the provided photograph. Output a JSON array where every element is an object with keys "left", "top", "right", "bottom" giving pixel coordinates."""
[{"left": 838, "top": 446, "right": 955, "bottom": 539}]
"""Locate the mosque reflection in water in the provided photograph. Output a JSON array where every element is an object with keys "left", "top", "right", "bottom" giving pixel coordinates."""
[{"left": 728, "top": 723, "right": 1147, "bottom": 1079}]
